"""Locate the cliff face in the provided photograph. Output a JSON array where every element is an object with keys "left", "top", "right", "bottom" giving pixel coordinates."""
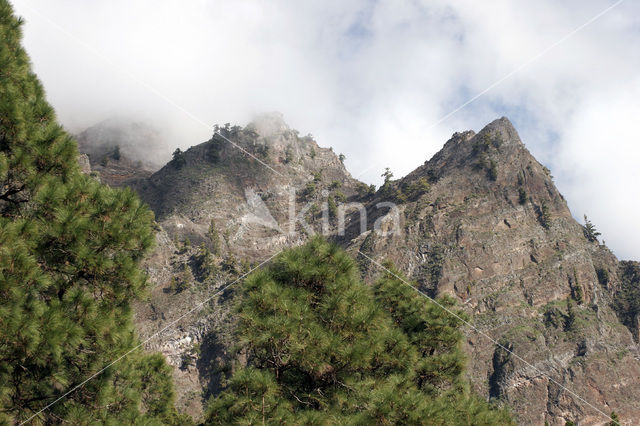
[
  {"left": 75, "top": 118, "right": 162, "bottom": 186},
  {"left": 342, "top": 117, "right": 640, "bottom": 424},
  {"left": 79, "top": 115, "right": 640, "bottom": 424},
  {"left": 124, "top": 113, "right": 364, "bottom": 417},
  {"left": 133, "top": 112, "right": 362, "bottom": 258}
]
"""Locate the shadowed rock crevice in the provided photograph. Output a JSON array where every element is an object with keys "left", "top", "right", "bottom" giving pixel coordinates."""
[{"left": 80, "top": 115, "right": 640, "bottom": 423}]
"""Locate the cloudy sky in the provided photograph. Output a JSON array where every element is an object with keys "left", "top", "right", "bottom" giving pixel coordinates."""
[{"left": 10, "top": 0, "right": 640, "bottom": 260}]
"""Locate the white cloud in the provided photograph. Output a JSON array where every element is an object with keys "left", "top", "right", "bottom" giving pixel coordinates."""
[
  {"left": 556, "top": 80, "right": 640, "bottom": 260},
  {"left": 9, "top": 0, "right": 640, "bottom": 259}
]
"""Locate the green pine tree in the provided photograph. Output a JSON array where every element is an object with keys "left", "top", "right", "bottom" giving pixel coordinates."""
[
  {"left": 518, "top": 186, "right": 527, "bottom": 205},
  {"left": 538, "top": 201, "right": 552, "bottom": 229},
  {"left": 565, "top": 298, "right": 577, "bottom": 332},
  {"left": 583, "top": 214, "right": 601, "bottom": 243},
  {"left": 0, "top": 3, "right": 187, "bottom": 423},
  {"left": 205, "top": 238, "right": 512, "bottom": 424},
  {"left": 609, "top": 410, "right": 620, "bottom": 425},
  {"left": 207, "top": 219, "right": 222, "bottom": 255}
]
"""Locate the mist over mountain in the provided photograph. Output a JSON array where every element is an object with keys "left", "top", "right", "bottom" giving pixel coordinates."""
[{"left": 76, "top": 117, "right": 170, "bottom": 170}]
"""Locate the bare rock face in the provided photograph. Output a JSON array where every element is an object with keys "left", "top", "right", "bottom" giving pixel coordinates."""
[
  {"left": 125, "top": 113, "right": 364, "bottom": 418},
  {"left": 75, "top": 118, "right": 162, "bottom": 186},
  {"left": 77, "top": 153, "right": 92, "bottom": 174},
  {"left": 133, "top": 112, "right": 362, "bottom": 259},
  {"left": 87, "top": 115, "right": 640, "bottom": 424},
  {"left": 343, "top": 117, "right": 640, "bottom": 424}
]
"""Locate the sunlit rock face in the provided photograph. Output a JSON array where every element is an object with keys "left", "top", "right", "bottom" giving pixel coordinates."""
[{"left": 81, "top": 115, "right": 640, "bottom": 423}]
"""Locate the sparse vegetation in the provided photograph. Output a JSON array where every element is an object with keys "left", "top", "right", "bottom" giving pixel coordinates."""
[
  {"left": 543, "top": 304, "right": 564, "bottom": 329},
  {"left": 327, "top": 195, "right": 338, "bottom": 218},
  {"left": 307, "top": 203, "right": 320, "bottom": 221},
  {"left": 329, "top": 180, "right": 341, "bottom": 189},
  {"left": 472, "top": 133, "right": 491, "bottom": 155},
  {"left": 394, "top": 188, "right": 408, "bottom": 203},
  {"left": 565, "top": 298, "right": 577, "bottom": 332},
  {"left": 538, "top": 201, "right": 552, "bottom": 229},
  {"left": 333, "top": 190, "right": 347, "bottom": 203},
  {"left": 179, "top": 236, "right": 191, "bottom": 253},
  {"left": 180, "top": 352, "right": 194, "bottom": 370},
  {"left": 221, "top": 254, "right": 240, "bottom": 274},
  {"left": 404, "top": 177, "right": 431, "bottom": 200},
  {"left": 284, "top": 144, "right": 294, "bottom": 163},
  {"left": 356, "top": 182, "right": 376, "bottom": 198},
  {"left": 254, "top": 143, "right": 270, "bottom": 158},
  {"left": 303, "top": 181, "right": 317, "bottom": 199},
  {"left": 194, "top": 243, "right": 218, "bottom": 281},
  {"left": 596, "top": 267, "right": 610, "bottom": 286},
  {"left": 609, "top": 411, "right": 620, "bottom": 425},
  {"left": 417, "top": 244, "right": 446, "bottom": 295},
  {"left": 571, "top": 269, "right": 584, "bottom": 304},
  {"left": 488, "top": 159, "right": 498, "bottom": 181},
  {"left": 612, "top": 261, "right": 640, "bottom": 340},
  {"left": 208, "top": 219, "right": 222, "bottom": 255},
  {"left": 583, "top": 214, "right": 601, "bottom": 243},
  {"left": 206, "top": 139, "right": 222, "bottom": 162},
  {"left": 518, "top": 186, "right": 527, "bottom": 205},
  {"left": 170, "top": 263, "right": 195, "bottom": 293},
  {"left": 470, "top": 133, "right": 502, "bottom": 181},
  {"left": 172, "top": 147, "right": 186, "bottom": 168}
]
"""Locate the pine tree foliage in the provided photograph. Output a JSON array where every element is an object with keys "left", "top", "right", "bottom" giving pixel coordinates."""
[
  {"left": 538, "top": 201, "right": 551, "bottom": 229},
  {"left": 583, "top": 214, "right": 601, "bottom": 243},
  {"left": 0, "top": 2, "right": 186, "bottom": 423},
  {"left": 206, "top": 238, "right": 512, "bottom": 424},
  {"left": 374, "top": 261, "right": 466, "bottom": 395}
]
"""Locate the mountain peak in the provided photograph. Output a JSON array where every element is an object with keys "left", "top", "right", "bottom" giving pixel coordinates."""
[
  {"left": 407, "top": 117, "right": 529, "bottom": 181},
  {"left": 245, "top": 112, "right": 289, "bottom": 139},
  {"left": 478, "top": 116, "right": 523, "bottom": 148},
  {"left": 94, "top": 114, "right": 640, "bottom": 423},
  {"left": 76, "top": 117, "right": 166, "bottom": 171}
]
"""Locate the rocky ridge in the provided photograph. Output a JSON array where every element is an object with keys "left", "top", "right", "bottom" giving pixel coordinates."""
[
  {"left": 76, "top": 118, "right": 164, "bottom": 186},
  {"left": 342, "top": 118, "right": 640, "bottom": 424},
  {"left": 78, "top": 114, "right": 640, "bottom": 424}
]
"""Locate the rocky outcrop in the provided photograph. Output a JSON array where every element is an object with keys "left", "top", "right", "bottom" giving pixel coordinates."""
[
  {"left": 77, "top": 153, "right": 91, "bottom": 174},
  {"left": 75, "top": 118, "right": 161, "bottom": 186},
  {"left": 80, "top": 115, "right": 640, "bottom": 424},
  {"left": 127, "top": 113, "right": 364, "bottom": 418},
  {"left": 342, "top": 118, "right": 640, "bottom": 424},
  {"left": 133, "top": 112, "right": 363, "bottom": 259}
]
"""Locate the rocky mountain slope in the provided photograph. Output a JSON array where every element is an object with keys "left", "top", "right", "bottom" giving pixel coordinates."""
[
  {"left": 341, "top": 118, "right": 640, "bottom": 424},
  {"left": 76, "top": 118, "right": 165, "bottom": 186},
  {"left": 79, "top": 115, "right": 640, "bottom": 424},
  {"left": 124, "top": 113, "right": 365, "bottom": 417}
]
